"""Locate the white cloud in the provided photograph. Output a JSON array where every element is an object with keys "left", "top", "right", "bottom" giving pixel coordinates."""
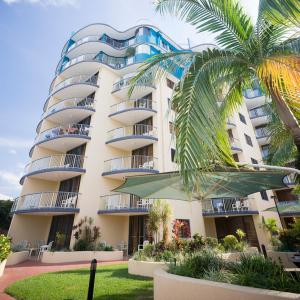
[
  {"left": 0, "top": 170, "right": 21, "bottom": 188},
  {"left": 0, "top": 137, "right": 32, "bottom": 149},
  {"left": 9, "top": 149, "right": 17, "bottom": 155},
  {"left": 0, "top": 193, "right": 13, "bottom": 200},
  {"left": 2, "top": 0, "right": 79, "bottom": 6}
]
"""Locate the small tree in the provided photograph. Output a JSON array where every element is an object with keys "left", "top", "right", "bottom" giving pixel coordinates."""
[
  {"left": 263, "top": 218, "right": 279, "bottom": 236},
  {"left": 0, "top": 234, "right": 11, "bottom": 262},
  {"left": 161, "top": 201, "right": 172, "bottom": 244}
]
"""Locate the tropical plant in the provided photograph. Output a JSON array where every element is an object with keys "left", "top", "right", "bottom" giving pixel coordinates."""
[
  {"left": 278, "top": 218, "right": 300, "bottom": 251},
  {"left": 147, "top": 199, "right": 172, "bottom": 244},
  {"left": 130, "top": 0, "right": 300, "bottom": 188},
  {"left": 263, "top": 217, "right": 279, "bottom": 236},
  {"left": 55, "top": 232, "right": 66, "bottom": 250},
  {"left": 0, "top": 234, "right": 11, "bottom": 262},
  {"left": 236, "top": 229, "right": 246, "bottom": 241}
]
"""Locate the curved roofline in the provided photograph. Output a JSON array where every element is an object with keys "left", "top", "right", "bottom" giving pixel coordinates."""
[{"left": 61, "top": 23, "right": 185, "bottom": 57}]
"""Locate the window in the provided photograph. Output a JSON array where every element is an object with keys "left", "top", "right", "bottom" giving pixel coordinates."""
[
  {"left": 260, "top": 190, "right": 268, "bottom": 201},
  {"left": 261, "top": 145, "right": 269, "bottom": 159},
  {"left": 251, "top": 158, "right": 259, "bottom": 170},
  {"left": 244, "top": 134, "right": 253, "bottom": 146},
  {"left": 173, "top": 219, "right": 191, "bottom": 238},
  {"left": 171, "top": 148, "right": 176, "bottom": 162},
  {"left": 239, "top": 113, "right": 246, "bottom": 124},
  {"left": 169, "top": 122, "right": 175, "bottom": 134},
  {"left": 233, "top": 153, "right": 239, "bottom": 162},
  {"left": 166, "top": 78, "right": 175, "bottom": 89}
]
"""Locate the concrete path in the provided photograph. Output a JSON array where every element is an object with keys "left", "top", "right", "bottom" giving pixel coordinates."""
[{"left": 0, "top": 260, "right": 127, "bottom": 300}]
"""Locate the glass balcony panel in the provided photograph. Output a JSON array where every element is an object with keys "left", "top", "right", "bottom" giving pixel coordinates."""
[{"left": 110, "top": 99, "right": 155, "bottom": 114}]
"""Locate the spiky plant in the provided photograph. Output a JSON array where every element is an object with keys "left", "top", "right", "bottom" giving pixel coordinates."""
[{"left": 130, "top": 0, "right": 300, "bottom": 189}]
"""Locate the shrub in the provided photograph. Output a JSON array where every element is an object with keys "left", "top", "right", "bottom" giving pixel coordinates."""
[
  {"left": 73, "top": 239, "right": 89, "bottom": 251},
  {"left": 0, "top": 234, "right": 11, "bottom": 262},
  {"left": 223, "top": 235, "right": 239, "bottom": 251},
  {"left": 143, "top": 243, "right": 154, "bottom": 257},
  {"left": 278, "top": 219, "right": 300, "bottom": 251},
  {"left": 188, "top": 234, "right": 205, "bottom": 252},
  {"left": 205, "top": 237, "right": 219, "bottom": 249},
  {"left": 103, "top": 245, "right": 114, "bottom": 251},
  {"left": 11, "top": 243, "right": 27, "bottom": 252},
  {"left": 169, "top": 249, "right": 224, "bottom": 279}
]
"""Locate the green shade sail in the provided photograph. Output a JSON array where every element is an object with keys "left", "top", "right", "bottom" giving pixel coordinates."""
[
  {"left": 114, "top": 169, "right": 288, "bottom": 200},
  {"left": 264, "top": 201, "right": 300, "bottom": 214}
]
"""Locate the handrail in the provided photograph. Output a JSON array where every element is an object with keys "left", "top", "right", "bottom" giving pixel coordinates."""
[
  {"left": 11, "top": 191, "right": 79, "bottom": 212},
  {"left": 103, "top": 155, "right": 158, "bottom": 173},
  {"left": 42, "top": 97, "right": 95, "bottom": 119},
  {"left": 249, "top": 105, "right": 268, "bottom": 118},
  {"left": 255, "top": 127, "right": 270, "bottom": 138},
  {"left": 50, "top": 74, "right": 98, "bottom": 94},
  {"left": 110, "top": 99, "right": 155, "bottom": 114},
  {"left": 112, "top": 75, "right": 154, "bottom": 92},
  {"left": 35, "top": 124, "right": 91, "bottom": 144},
  {"left": 107, "top": 124, "right": 157, "bottom": 140},
  {"left": 100, "top": 193, "right": 154, "bottom": 210},
  {"left": 23, "top": 154, "right": 85, "bottom": 176}
]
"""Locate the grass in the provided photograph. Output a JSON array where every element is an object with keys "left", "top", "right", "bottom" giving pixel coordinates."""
[{"left": 5, "top": 264, "right": 153, "bottom": 300}]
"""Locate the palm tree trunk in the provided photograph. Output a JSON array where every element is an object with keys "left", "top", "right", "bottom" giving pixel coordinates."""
[{"left": 271, "top": 91, "right": 300, "bottom": 170}]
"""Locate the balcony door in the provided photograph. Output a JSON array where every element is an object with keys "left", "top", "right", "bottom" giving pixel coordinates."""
[
  {"left": 132, "top": 145, "right": 153, "bottom": 168},
  {"left": 128, "top": 215, "right": 149, "bottom": 255},
  {"left": 215, "top": 216, "right": 259, "bottom": 248},
  {"left": 47, "top": 215, "right": 74, "bottom": 249}
]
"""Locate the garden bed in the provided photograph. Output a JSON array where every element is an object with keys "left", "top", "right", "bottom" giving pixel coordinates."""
[
  {"left": 154, "top": 268, "right": 300, "bottom": 300},
  {"left": 128, "top": 259, "right": 168, "bottom": 278},
  {"left": 41, "top": 250, "right": 123, "bottom": 264},
  {"left": 6, "top": 251, "right": 29, "bottom": 266}
]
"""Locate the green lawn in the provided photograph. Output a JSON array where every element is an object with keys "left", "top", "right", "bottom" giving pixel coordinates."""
[{"left": 6, "top": 264, "right": 153, "bottom": 300}]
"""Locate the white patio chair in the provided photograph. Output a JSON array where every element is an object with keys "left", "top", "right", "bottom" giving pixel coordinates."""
[
  {"left": 138, "top": 240, "right": 149, "bottom": 252},
  {"left": 37, "top": 241, "right": 54, "bottom": 260}
]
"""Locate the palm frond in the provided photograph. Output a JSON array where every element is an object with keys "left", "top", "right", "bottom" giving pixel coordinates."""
[
  {"left": 258, "top": 0, "right": 300, "bottom": 27},
  {"left": 155, "top": 0, "right": 253, "bottom": 53}
]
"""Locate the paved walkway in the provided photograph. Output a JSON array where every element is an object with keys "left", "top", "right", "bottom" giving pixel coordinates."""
[{"left": 0, "top": 260, "right": 127, "bottom": 300}]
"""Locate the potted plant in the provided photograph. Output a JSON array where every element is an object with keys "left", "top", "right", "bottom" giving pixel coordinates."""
[{"left": 0, "top": 234, "right": 11, "bottom": 277}]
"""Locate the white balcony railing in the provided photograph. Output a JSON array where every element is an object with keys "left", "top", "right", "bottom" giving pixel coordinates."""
[
  {"left": 202, "top": 198, "right": 256, "bottom": 215},
  {"left": 249, "top": 106, "right": 268, "bottom": 119},
  {"left": 229, "top": 137, "right": 242, "bottom": 150},
  {"left": 112, "top": 76, "right": 154, "bottom": 93},
  {"left": 61, "top": 54, "right": 98, "bottom": 71},
  {"left": 103, "top": 155, "right": 158, "bottom": 173},
  {"left": 51, "top": 74, "right": 98, "bottom": 94},
  {"left": 23, "top": 154, "right": 85, "bottom": 176},
  {"left": 11, "top": 191, "right": 79, "bottom": 212},
  {"left": 110, "top": 99, "right": 156, "bottom": 115},
  {"left": 35, "top": 124, "right": 91, "bottom": 144},
  {"left": 42, "top": 97, "right": 95, "bottom": 119},
  {"left": 100, "top": 193, "right": 154, "bottom": 211},
  {"left": 68, "top": 35, "right": 100, "bottom": 52},
  {"left": 107, "top": 124, "right": 157, "bottom": 141},
  {"left": 255, "top": 127, "right": 270, "bottom": 138}
]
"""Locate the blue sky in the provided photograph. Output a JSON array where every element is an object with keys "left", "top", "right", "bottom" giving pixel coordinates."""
[{"left": 0, "top": 0, "right": 259, "bottom": 199}]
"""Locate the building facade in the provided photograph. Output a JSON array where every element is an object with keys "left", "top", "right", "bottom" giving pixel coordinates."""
[{"left": 9, "top": 24, "right": 283, "bottom": 253}]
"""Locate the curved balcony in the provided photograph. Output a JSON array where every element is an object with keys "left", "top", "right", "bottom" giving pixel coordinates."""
[
  {"left": 244, "top": 88, "right": 267, "bottom": 109},
  {"left": 230, "top": 137, "right": 242, "bottom": 154},
  {"left": 102, "top": 155, "right": 158, "bottom": 179},
  {"left": 98, "top": 193, "right": 154, "bottom": 215},
  {"left": 109, "top": 99, "right": 157, "bottom": 125},
  {"left": 50, "top": 74, "right": 98, "bottom": 100},
  {"left": 20, "top": 154, "right": 86, "bottom": 184},
  {"left": 255, "top": 127, "right": 270, "bottom": 145},
  {"left": 11, "top": 192, "right": 80, "bottom": 215},
  {"left": 41, "top": 97, "right": 95, "bottom": 126},
  {"left": 31, "top": 124, "right": 91, "bottom": 156},
  {"left": 112, "top": 76, "right": 155, "bottom": 99},
  {"left": 249, "top": 106, "right": 269, "bottom": 127},
  {"left": 106, "top": 124, "right": 158, "bottom": 150}
]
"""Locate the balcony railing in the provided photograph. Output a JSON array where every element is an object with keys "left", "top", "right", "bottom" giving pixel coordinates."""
[
  {"left": 110, "top": 99, "right": 155, "bottom": 115},
  {"left": 50, "top": 74, "right": 98, "bottom": 94},
  {"left": 249, "top": 106, "right": 268, "bottom": 119},
  {"left": 229, "top": 137, "right": 242, "bottom": 150},
  {"left": 35, "top": 124, "right": 91, "bottom": 144},
  {"left": 112, "top": 76, "right": 154, "bottom": 93},
  {"left": 255, "top": 127, "right": 270, "bottom": 138},
  {"left": 68, "top": 35, "right": 100, "bottom": 52},
  {"left": 100, "top": 193, "right": 154, "bottom": 211},
  {"left": 23, "top": 154, "right": 85, "bottom": 176},
  {"left": 244, "top": 88, "right": 264, "bottom": 99},
  {"left": 107, "top": 124, "right": 157, "bottom": 141},
  {"left": 103, "top": 155, "right": 158, "bottom": 173},
  {"left": 42, "top": 97, "right": 95, "bottom": 119},
  {"left": 11, "top": 191, "right": 79, "bottom": 213},
  {"left": 202, "top": 198, "right": 257, "bottom": 215}
]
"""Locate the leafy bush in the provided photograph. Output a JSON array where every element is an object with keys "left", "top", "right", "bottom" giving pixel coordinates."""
[
  {"left": 0, "top": 234, "right": 11, "bottom": 262},
  {"left": 103, "top": 245, "right": 114, "bottom": 251},
  {"left": 278, "top": 219, "right": 300, "bottom": 251},
  {"left": 169, "top": 252, "right": 300, "bottom": 294},
  {"left": 205, "top": 237, "right": 219, "bottom": 249},
  {"left": 169, "top": 249, "right": 224, "bottom": 279},
  {"left": 73, "top": 239, "right": 89, "bottom": 251},
  {"left": 143, "top": 243, "right": 154, "bottom": 257},
  {"left": 188, "top": 234, "right": 205, "bottom": 252},
  {"left": 223, "top": 235, "right": 239, "bottom": 251}
]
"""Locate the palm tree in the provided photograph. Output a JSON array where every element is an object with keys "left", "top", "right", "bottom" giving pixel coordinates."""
[{"left": 130, "top": 0, "right": 300, "bottom": 188}]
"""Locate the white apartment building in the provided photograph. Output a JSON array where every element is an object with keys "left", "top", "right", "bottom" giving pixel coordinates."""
[{"left": 8, "top": 23, "right": 285, "bottom": 253}]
